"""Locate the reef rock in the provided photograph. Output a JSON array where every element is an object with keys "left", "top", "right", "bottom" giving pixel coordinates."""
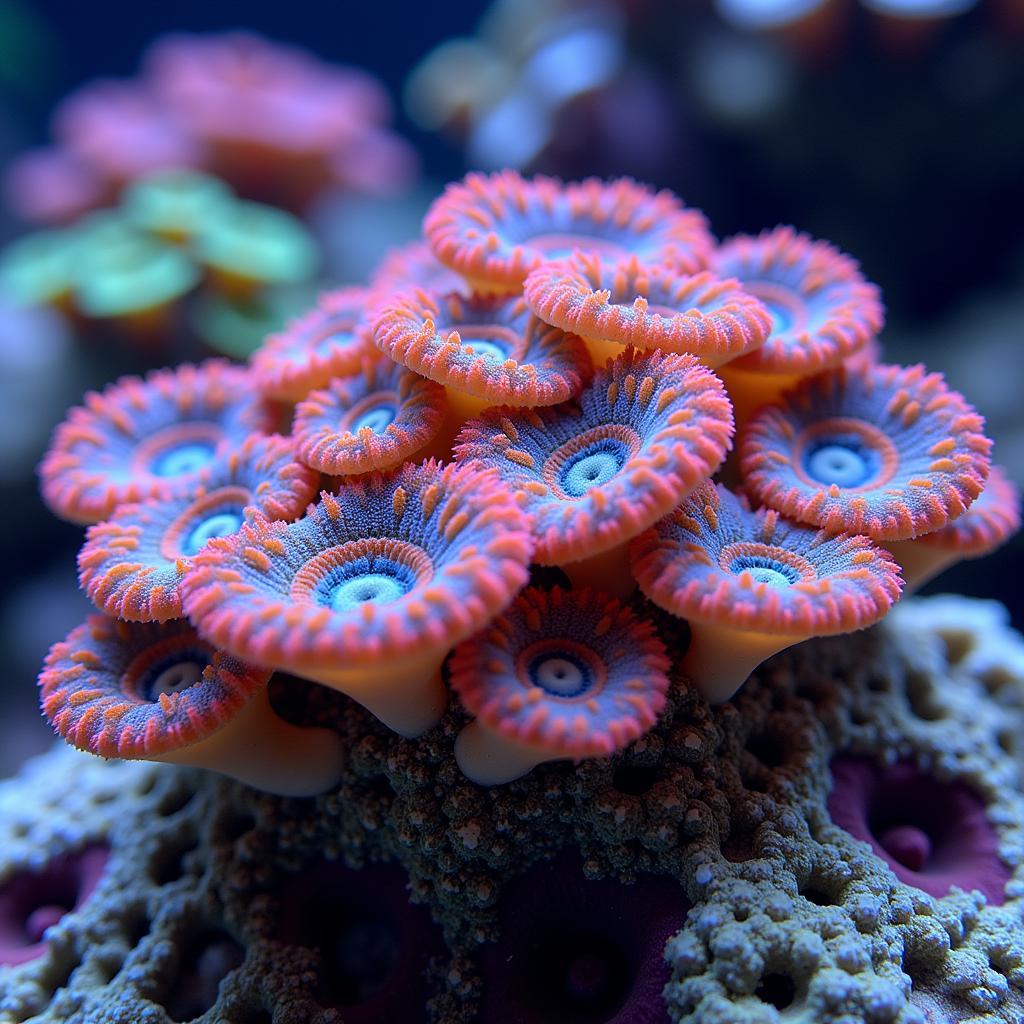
[{"left": 2, "top": 593, "right": 1024, "bottom": 1024}]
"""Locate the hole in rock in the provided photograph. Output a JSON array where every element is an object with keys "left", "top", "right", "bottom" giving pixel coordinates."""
[
  {"left": 746, "top": 733, "right": 785, "bottom": 769},
  {"left": 136, "top": 773, "right": 158, "bottom": 797},
  {"left": 722, "top": 833, "right": 756, "bottom": 864},
  {"left": 478, "top": 853, "right": 689, "bottom": 1024},
  {"left": 799, "top": 884, "right": 835, "bottom": 907},
  {"left": 157, "top": 787, "right": 195, "bottom": 817},
  {"left": 756, "top": 972, "right": 796, "bottom": 1011},
  {"left": 125, "top": 908, "right": 151, "bottom": 950},
  {"left": 278, "top": 859, "right": 445, "bottom": 1022},
  {"left": 0, "top": 844, "right": 109, "bottom": 967},
  {"left": 979, "top": 666, "right": 1015, "bottom": 696},
  {"left": 828, "top": 756, "right": 1011, "bottom": 904},
  {"left": 611, "top": 763, "right": 659, "bottom": 796},
  {"left": 223, "top": 812, "right": 256, "bottom": 843},
  {"left": 937, "top": 630, "right": 974, "bottom": 667},
  {"left": 867, "top": 673, "right": 889, "bottom": 693},
  {"left": 904, "top": 669, "right": 946, "bottom": 721},
  {"left": 96, "top": 951, "right": 122, "bottom": 984},
  {"left": 163, "top": 928, "right": 245, "bottom": 1022},
  {"left": 42, "top": 947, "right": 78, "bottom": 1000},
  {"left": 901, "top": 944, "right": 929, "bottom": 986},
  {"left": 365, "top": 774, "right": 396, "bottom": 803},
  {"left": 740, "top": 763, "right": 770, "bottom": 793},
  {"left": 151, "top": 835, "right": 199, "bottom": 886},
  {"left": 239, "top": 1012, "right": 273, "bottom": 1024}
]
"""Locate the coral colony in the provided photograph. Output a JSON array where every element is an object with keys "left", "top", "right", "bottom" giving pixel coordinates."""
[
  {"left": 0, "top": 167, "right": 321, "bottom": 358},
  {"left": 1, "top": 65, "right": 1023, "bottom": 1021},
  {"left": 0, "top": 31, "right": 419, "bottom": 360},
  {"left": 5, "top": 32, "right": 415, "bottom": 225}
]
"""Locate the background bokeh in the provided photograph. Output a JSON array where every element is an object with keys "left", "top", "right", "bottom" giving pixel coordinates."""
[{"left": 1, "top": 0, "right": 1021, "bottom": 777}]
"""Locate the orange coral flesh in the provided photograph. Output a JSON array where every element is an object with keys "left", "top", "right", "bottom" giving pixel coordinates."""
[
  {"left": 454, "top": 348, "right": 734, "bottom": 566},
  {"left": 292, "top": 357, "right": 445, "bottom": 475},
  {"left": 181, "top": 460, "right": 534, "bottom": 672},
  {"left": 450, "top": 586, "right": 670, "bottom": 759},
  {"left": 712, "top": 227, "right": 884, "bottom": 376},
  {"left": 39, "top": 360, "right": 272, "bottom": 525},
  {"left": 251, "top": 287, "right": 374, "bottom": 402},
  {"left": 77, "top": 434, "right": 317, "bottom": 622},
  {"left": 370, "top": 240, "right": 467, "bottom": 296},
  {"left": 916, "top": 464, "right": 1020, "bottom": 557}
]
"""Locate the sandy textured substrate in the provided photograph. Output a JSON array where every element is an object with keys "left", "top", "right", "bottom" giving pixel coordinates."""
[{"left": 2, "top": 594, "right": 1024, "bottom": 1024}]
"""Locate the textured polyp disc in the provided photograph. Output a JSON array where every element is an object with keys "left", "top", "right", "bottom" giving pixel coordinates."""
[
  {"left": 739, "top": 363, "right": 991, "bottom": 540},
  {"left": 450, "top": 586, "right": 671, "bottom": 759},
  {"left": 373, "top": 289, "right": 592, "bottom": 407},
  {"left": 455, "top": 347, "right": 734, "bottom": 564},
  {"left": 38, "top": 616, "right": 269, "bottom": 759},
  {"left": 78, "top": 434, "right": 318, "bottom": 622},
  {"left": 525, "top": 253, "right": 771, "bottom": 367},
  {"left": 181, "top": 460, "right": 534, "bottom": 673},
  {"left": 713, "top": 227, "right": 884, "bottom": 376},
  {"left": 292, "top": 358, "right": 446, "bottom": 475},
  {"left": 251, "top": 287, "right": 373, "bottom": 402},
  {"left": 39, "top": 360, "right": 273, "bottom": 525},
  {"left": 424, "top": 171, "right": 714, "bottom": 292},
  {"left": 632, "top": 481, "right": 903, "bottom": 636}
]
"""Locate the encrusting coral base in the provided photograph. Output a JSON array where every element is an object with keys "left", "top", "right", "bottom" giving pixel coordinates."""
[{"left": 3, "top": 594, "right": 1024, "bottom": 1024}]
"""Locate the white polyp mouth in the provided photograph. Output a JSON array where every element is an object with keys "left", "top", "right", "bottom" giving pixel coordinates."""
[
  {"left": 536, "top": 655, "right": 585, "bottom": 696},
  {"left": 530, "top": 653, "right": 590, "bottom": 698},
  {"left": 150, "top": 441, "right": 216, "bottom": 478},
  {"left": 805, "top": 442, "right": 874, "bottom": 488},
  {"left": 351, "top": 403, "right": 396, "bottom": 434},
  {"left": 327, "top": 571, "right": 408, "bottom": 612},
  {"left": 183, "top": 510, "right": 245, "bottom": 556},
  {"left": 149, "top": 661, "right": 204, "bottom": 698}
]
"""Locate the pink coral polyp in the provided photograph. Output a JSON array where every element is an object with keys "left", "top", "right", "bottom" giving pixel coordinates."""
[
  {"left": 450, "top": 586, "right": 670, "bottom": 758},
  {"left": 39, "top": 360, "right": 273, "bottom": 525},
  {"left": 370, "top": 240, "right": 467, "bottom": 296},
  {"left": 252, "top": 287, "right": 373, "bottom": 402},
  {"left": 52, "top": 80, "right": 203, "bottom": 186},
  {"left": 181, "top": 460, "right": 533, "bottom": 673},
  {"left": 77, "top": 434, "right": 318, "bottom": 622},
  {"left": 293, "top": 358, "right": 445, "bottom": 475},
  {"left": 373, "top": 289, "right": 592, "bottom": 407},
  {"left": 739, "top": 363, "right": 992, "bottom": 540},
  {"left": 632, "top": 481, "right": 903, "bottom": 636},
  {"left": 917, "top": 464, "right": 1020, "bottom": 558},
  {"left": 713, "top": 227, "right": 884, "bottom": 375},
  {"left": 424, "top": 171, "right": 713, "bottom": 292},
  {"left": 145, "top": 32, "right": 390, "bottom": 155},
  {"left": 38, "top": 616, "right": 269, "bottom": 759},
  {"left": 454, "top": 348, "right": 733, "bottom": 565},
  {"left": 524, "top": 253, "right": 772, "bottom": 367}
]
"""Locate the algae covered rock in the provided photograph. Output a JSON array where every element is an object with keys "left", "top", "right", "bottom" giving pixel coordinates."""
[{"left": 2, "top": 594, "right": 1024, "bottom": 1023}]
